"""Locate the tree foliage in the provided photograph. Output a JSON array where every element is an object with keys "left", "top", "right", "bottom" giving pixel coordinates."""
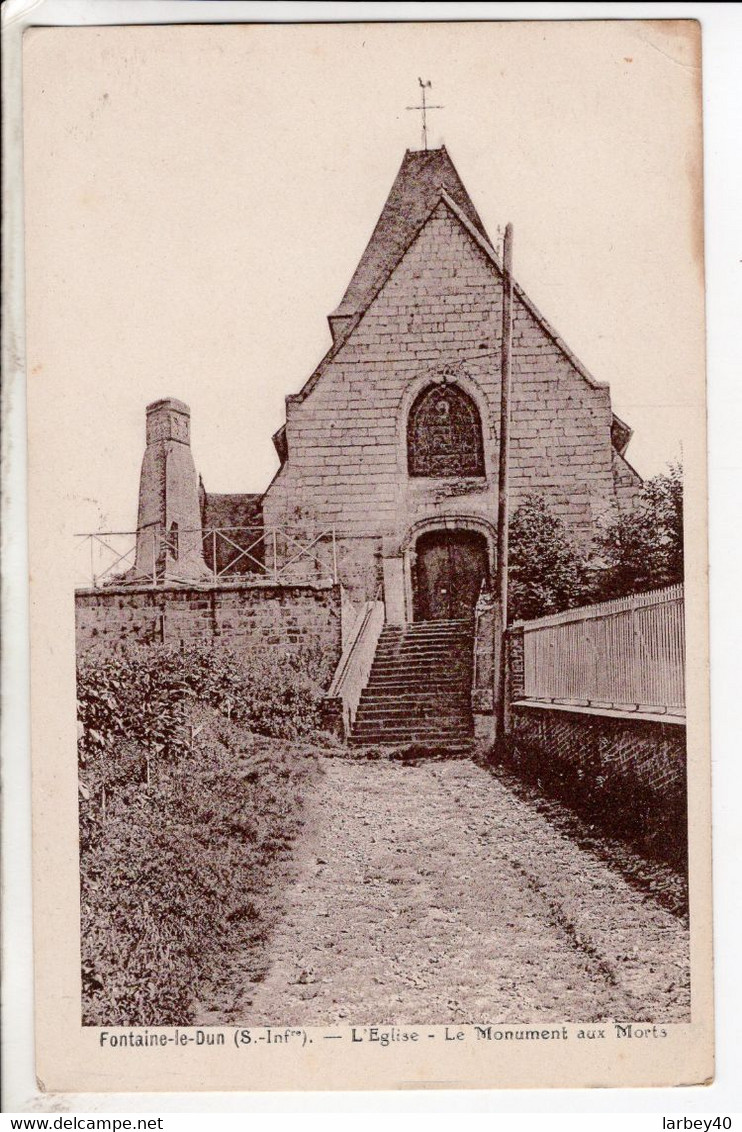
[
  {"left": 597, "top": 462, "right": 684, "bottom": 599},
  {"left": 507, "top": 494, "right": 591, "bottom": 622}
]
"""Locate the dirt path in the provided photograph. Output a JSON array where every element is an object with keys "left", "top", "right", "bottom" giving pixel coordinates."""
[{"left": 213, "top": 756, "right": 689, "bottom": 1025}]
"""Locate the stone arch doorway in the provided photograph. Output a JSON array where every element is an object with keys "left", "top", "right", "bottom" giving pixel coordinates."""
[{"left": 412, "top": 528, "right": 490, "bottom": 622}]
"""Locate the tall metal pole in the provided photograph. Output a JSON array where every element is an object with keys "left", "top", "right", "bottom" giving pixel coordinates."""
[{"left": 495, "top": 223, "right": 514, "bottom": 751}]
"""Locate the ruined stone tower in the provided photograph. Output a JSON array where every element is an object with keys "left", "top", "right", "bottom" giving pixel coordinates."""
[{"left": 133, "top": 398, "right": 209, "bottom": 583}]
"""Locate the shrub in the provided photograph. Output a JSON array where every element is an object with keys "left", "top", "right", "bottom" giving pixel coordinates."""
[
  {"left": 79, "top": 712, "right": 321, "bottom": 1025},
  {"left": 508, "top": 494, "right": 592, "bottom": 621},
  {"left": 77, "top": 639, "right": 332, "bottom": 767},
  {"left": 597, "top": 462, "right": 683, "bottom": 599}
]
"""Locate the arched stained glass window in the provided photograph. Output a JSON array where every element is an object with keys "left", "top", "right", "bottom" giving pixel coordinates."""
[{"left": 407, "top": 383, "right": 485, "bottom": 477}]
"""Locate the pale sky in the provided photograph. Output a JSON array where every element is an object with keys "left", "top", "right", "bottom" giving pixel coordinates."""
[{"left": 23, "top": 20, "right": 705, "bottom": 536}]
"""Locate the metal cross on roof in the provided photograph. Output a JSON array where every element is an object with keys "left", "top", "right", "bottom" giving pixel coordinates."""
[{"left": 406, "top": 78, "right": 444, "bottom": 151}]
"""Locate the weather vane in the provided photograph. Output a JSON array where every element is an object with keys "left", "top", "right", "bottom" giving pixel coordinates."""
[{"left": 406, "top": 78, "right": 444, "bottom": 151}]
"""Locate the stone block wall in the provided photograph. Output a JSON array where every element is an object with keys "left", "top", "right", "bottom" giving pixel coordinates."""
[
  {"left": 75, "top": 582, "right": 343, "bottom": 679},
  {"left": 502, "top": 703, "right": 687, "bottom": 870}
]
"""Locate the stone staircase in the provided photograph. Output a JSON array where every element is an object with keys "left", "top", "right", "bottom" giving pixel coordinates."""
[{"left": 349, "top": 619, "right": 475, "bottom": 750}]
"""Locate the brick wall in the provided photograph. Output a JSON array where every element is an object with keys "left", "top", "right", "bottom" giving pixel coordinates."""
[
  {"left": 502, "top": 703, "right": 687, "bottom": 869},
  {"left": 75, "top": 582, "right": 343, "bottom": 676},
  {"left": 263, "top": 199, "right": 628, "bottom": 601}
]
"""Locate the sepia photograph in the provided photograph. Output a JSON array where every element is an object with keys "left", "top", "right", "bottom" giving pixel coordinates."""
[{"left": 20, "top": 15, "right": 712, "bottom": 1091}]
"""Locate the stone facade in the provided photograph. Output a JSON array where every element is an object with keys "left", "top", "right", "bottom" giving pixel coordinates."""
[
  {"left": 107, "top": 147, "right": 642, "bottom": 624},
  {"left": 260, "top": 148, "right": 641, "bottom": 619},
  {"left": 266, "top": 203, "right": 617, "bottom": 535}
]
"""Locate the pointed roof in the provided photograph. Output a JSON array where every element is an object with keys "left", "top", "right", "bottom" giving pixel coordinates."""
[
  {"left": 270, "top": 150, "right": 635, "bottom": 471},
  {"left": 330, "top": 146, "right": 489, "bottom": 321}
]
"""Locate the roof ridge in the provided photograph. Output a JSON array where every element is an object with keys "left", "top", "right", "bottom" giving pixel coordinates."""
[{"left": 289, "top": 191, "right": 449, "bottom": 408}]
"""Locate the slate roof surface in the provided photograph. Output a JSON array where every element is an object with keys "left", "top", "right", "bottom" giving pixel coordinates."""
[{"left": 331, "top": 146, "right": 489, "bottom": 320}]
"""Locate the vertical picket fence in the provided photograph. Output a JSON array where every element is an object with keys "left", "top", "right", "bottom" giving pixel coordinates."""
[{"left": 519, "top": 584, "right": 685, "bottom": 717}]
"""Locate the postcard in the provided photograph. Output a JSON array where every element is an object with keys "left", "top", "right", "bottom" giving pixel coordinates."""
[{"left": 22, "top": 18, "right": 711, "bottom": 1091}]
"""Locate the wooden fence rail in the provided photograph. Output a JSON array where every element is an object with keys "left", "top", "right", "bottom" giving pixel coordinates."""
[{"left": 516, "top": 584, "right": 685, "bottom": 717}]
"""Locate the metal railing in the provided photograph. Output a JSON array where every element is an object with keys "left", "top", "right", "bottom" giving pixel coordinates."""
[
  {"left": 517, "top": 584, "right": 685, "bottom": 718},
  {"left": 75, "top": 526, "right": 339, "bottom": 588}
]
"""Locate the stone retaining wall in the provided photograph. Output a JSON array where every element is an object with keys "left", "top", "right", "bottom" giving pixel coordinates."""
[
  {"left": 502, "top": 702, "right": 687, "bottom": 870},
  {"left": 75, "top": 582, "right": 343, "bottom": 673}
]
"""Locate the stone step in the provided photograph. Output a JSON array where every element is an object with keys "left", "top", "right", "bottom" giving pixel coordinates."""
[
  {"left": 371, "top": 652, "right": 470, "bottom": 662},
  {"left": 404, "top": 619, "right": 472, "bottom": 629},
  {"left": 368, "top": 659, "right": 470, "bottom": 671},
  {"left": 370, "top": 665, "right": 470, "bottom": 677},
  {"left": 353, "top": 707, "right": 473, "bottom": 724},
  {"left": 360, "top": 684, "right": 469, "bottom": 698},
  {"left": 366, "top": 669, "right": 468, "bottom": 679},
  {"left": 362, "top": 680, "right": 470, "bottom": 691},
  {"left": 381, "top": 621, "right": 470, "bottom": 630},
  {"left": 364, "top": 676, "right": 470, "bottom": 689},
  {"left": 378, "top": 628, "right": 472, "bottom": 643},
  {"left": 360, "top": 704, "right": 469, "bottom": 717},
  {"left": 371, "top": 663, "right": 469, "bottom": 670},
  {"left": 377, "top": 634, "right": 471, "bottom": 649},
  {"left": 350, "top": 729, "right": 474, "bottom": 745},
  {"left": 366, "top": 669, "right": 470, "bottom": 683},
  {"left": 360, "top": 683, "right": 471, "bottom": 697},
  {"left": 363, "top": 672, "right": 470, "bottom": 686},
  {"left": 373, "top": 646, "right": 470, "bottom": 660},
  {"left": 375, "top": 633, "right": 471, "bottom": 646},
  {"left": 348, "top": 618, "right": 475, "bottom": 750},
  {"left": 372, "top": 647, "right": 471, "bottom": 661}
]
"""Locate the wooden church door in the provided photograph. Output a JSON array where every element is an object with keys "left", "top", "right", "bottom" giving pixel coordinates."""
[{"left": 414, "top": 530, "right": 490, "bottom": 621}]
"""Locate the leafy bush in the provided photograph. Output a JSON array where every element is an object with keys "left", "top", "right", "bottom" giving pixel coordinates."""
[
  {"left": 77, "top": 639, "right": 331, "bottom": 763},
  {"left": 508, "top": 494, "right": 592, "bottom": 621},
  {"left": 596, "top": 462, "right": 683, "bottom": 599}
]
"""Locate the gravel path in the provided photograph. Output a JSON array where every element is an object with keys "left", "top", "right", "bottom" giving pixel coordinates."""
[{"left": 218, "top": 756, "right": 690, "bottom": 1025}]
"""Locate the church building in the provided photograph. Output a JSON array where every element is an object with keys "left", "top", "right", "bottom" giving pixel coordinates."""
[{"left": 131, "top": 145, "right": 641, "bottom": 628}]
